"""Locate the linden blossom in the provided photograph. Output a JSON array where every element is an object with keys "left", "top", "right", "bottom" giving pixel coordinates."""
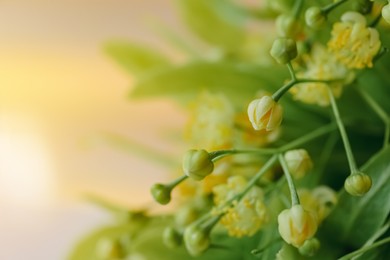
[
  {"left": 247, "top": 96, "right": 283, "bottom": 132},
  {"left": 284, "top": 149, "right": 313, "bottom": 179},
  {"left": 277, "top": 205, "right": 318, "bottom": 248},
  {"left": 328, "top": 11, "right": 381, "bottom": 69}
]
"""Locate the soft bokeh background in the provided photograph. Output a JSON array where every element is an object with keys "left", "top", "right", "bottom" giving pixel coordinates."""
[{"left": 0, "top": 0, "right": 186, "bottom": 258}]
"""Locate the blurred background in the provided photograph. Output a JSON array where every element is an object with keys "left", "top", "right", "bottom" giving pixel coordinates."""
[{"left": 0, "top": 0, "right": 186, "bottom": 258}]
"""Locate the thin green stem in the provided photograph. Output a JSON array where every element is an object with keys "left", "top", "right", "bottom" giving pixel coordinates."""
[
  {"left": 357, "top": 87, "right": 390, "bottom": 148},
  {"left": 167, "top": 175, "right": 188, "bottom": 189},
  {"left": 200, "top": 214, "right": 223, "bottom": 232},
  {"left": 370, "top": 10, "right": 383, "bottom": 28},
  {"left": 278, "top": 154, "right": 300, "bottom": 206},
  {"left": 292, "top": 0, "right": 304, "bottom": 19},
  {"left": 287, "top": 62, "right": 297, "bottom": 81},
  {"left": 338, "top": 236, "right": 390, "bottom": 260},
  {"left": 272, "top": 80, "right": 296, "bottom": 102},
  {"left": 225, "top": 155, "right": 278, "bottom": 204},
  {"left": 211, "top": 123, "right": 336, "bottom": 166},
  {"left": 351, "top": 220, "right": 390, "bottom": 259},
  {"left": 280, "top": 123, "right": 337, "bottom": 151},
  {"left": 210, "top": 148, "right": 277, "bottom": 161},
  {"left": 322, "top": 0, "right": 349, "bottom": 14},
  {"left": 210, "top": 156, "right": 278, "bottom": 222},
  {"left": 328, "top": 87, "right": 358, "bottom": 173},
  {"left": 298, "top": 78, "right": 343, "bottom": 84},
  {"left": 272, "top": 76, "right": 343, "bottom": 102}
]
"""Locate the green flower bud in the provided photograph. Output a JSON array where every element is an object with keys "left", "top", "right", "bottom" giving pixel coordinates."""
[
  {"left": 163, "top": 227, "right": 182, "bottom": 248},
  {"left": 183, "top": 149, "right": 214, "bottom": 181},
  {"left": 175, "top": 206, "right": 198, "bottom": 227},
  {"left": 270, "top": 38, "right": 297, "bottom": 64},
  {"left": 184, "top": 225, "right": 210, "bottom": 256},
  {"left": 382, "top": 2, "right": 390, "bottom": 24},
  {"left": 298, "top": 237, "right": 320, "bottom": 257},
  {"left": 353, "top": 0, "right": 373, "bottom": 15},
  {"left": 276, "top": 14, "right": 301, "bottom": 38},
  {"left": 96, "top": 238, "right": 125, "bottom": 260},
  {"left": 344, "top": 172, "right": 372, "bottom": 196},
  {"left": 284, "top": 149, "right": 313, "bottom": 179},
  {"left": 305, "top": 7, "right": 326, "bottom": 29},
  {"left": 150, "top": 183, "right": 171, "bottom": 205},
  {"left": 267, "top": 0, "right": 294, "bottom": 13}
]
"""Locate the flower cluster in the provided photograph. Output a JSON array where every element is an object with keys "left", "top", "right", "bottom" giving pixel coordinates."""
[
  {"left": 75, "top": 1, "right": 390, "bottom": 259},
  {"left": 212, "top": 176, "right": 268, "bottom": 237},
  {"left": 328, "top": 12, "right": 381, "bottom": 69}
]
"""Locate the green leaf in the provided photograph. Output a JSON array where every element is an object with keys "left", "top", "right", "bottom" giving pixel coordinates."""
[
  {"left": 176, "top": 0, "right": 246, "bottom": 50},
  {"left": 97, "top": 132, "right": 178, "bottom": 168},
  {"left": 68, "top": 215, "right": 263, "bottom": 260},
  {"left": 321, "top": 146, "right": 390, "bottom": 249},
  {"left": 130, "top": 61, "right": 286, "bottom": 106},
  {"left": 104, "top": 41, "right": 171, "bottom": 76},
  {"left": 68, "top": 224, "right": 138, "bottom": 260}
]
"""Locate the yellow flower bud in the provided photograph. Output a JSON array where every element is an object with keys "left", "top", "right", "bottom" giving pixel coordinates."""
[
  {"left": 183, "top": 225, "right": 210, "bottom": 256},
  {"left": 344, "top": 172, "right": 372, "bottom": 196},
  {"left": 278, "top": 205, "right": 318, "bottom": 247},
  {"left": 247, "top": 96, "right": 283, "bottom": 131},
  {"left": 382, "top": 2, "right": 390, "bottom": 24},
  {"left": 270, "top": 38, "right": 298, "bottom": 64},
  {"left": 305, "top": 7, "right": 326, "bottom": 29},
  {"left": 298, "top": 237, "right": 320, "bottom": 257},
  {"left": 284, "top": 149, "right": 313, "bottom": 179},
  {"left": 182, "top": 149, "right": 214, "bottom": 181},
  {"left": 163, "top": 227, "right": 182, "bottom": 249},
  {"left": 150, "top": 183, "right": 171, "bottom": 205}
]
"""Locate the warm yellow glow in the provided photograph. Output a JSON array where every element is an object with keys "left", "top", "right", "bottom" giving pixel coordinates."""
[{"left": 0, "top": 113, "right": 54, "bottom": 206}]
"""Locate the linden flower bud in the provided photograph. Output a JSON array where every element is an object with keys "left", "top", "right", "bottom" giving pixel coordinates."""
[
  {"left": 344, "top": 172, "right": 372, "bottom": 196},
  {"left": 298, "top": 237, "right": 320, "bottom": 257},
  {"left": 163, "top": 227, "right": 182, "bottom": 249},
  {"left": 382, "top": 2, "right": 390, "bottom": 24},
  {"left": 150, "top": 183, "right": 171, "bottom": 205},
  {"left": 96, "top": 238, "right": 125, "bottom": 259},
  {"left": 305, "top": 7, "right": 326, "bottom": 29},
  {"left": 278, "top": 205, "right": 318, "bottom": 247},
  {"left": 270, "top": 38, "right": 298, "bottom": 64},
  {"left": 284, "top": 149, "right": 313, "bottom": 179},
  {"left": 183, "top": 149, "right": 214, "bottom": 181},
  {"left": 247, "top": 96, "right": 283, "bottom": 131},
  {"left": 276, "top": 14, "right": 301, "bottom": 38},
  {"left": 184, "top": 225, "right": 210, "bottom": 256},
  {"left": 354, "top": 0, "right": 373, "bottom": 14}
]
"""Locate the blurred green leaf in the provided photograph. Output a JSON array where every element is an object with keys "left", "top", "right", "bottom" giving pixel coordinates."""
[
  {"left": 130, "top": 61, "right": 286, "bottom": 106},
  {"left": 176, "top": 0, "right": 246, "bottom": 50},
  {"left": 99, "top": 132, "right": 178, "bottom": 168},
  {"left": 104, "top": 41, "right": 171, "bottom": 76},
  {"left": 68, "top": 216, "right": 266, "bottom": 260},
  {"left": 321, "top": 146, "right": 390, "bottom": 249}
]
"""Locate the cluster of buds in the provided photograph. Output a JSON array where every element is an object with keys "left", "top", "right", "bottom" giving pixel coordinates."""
[{"left": 147, "top": 2, "right": 381, "bottom": 258}]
